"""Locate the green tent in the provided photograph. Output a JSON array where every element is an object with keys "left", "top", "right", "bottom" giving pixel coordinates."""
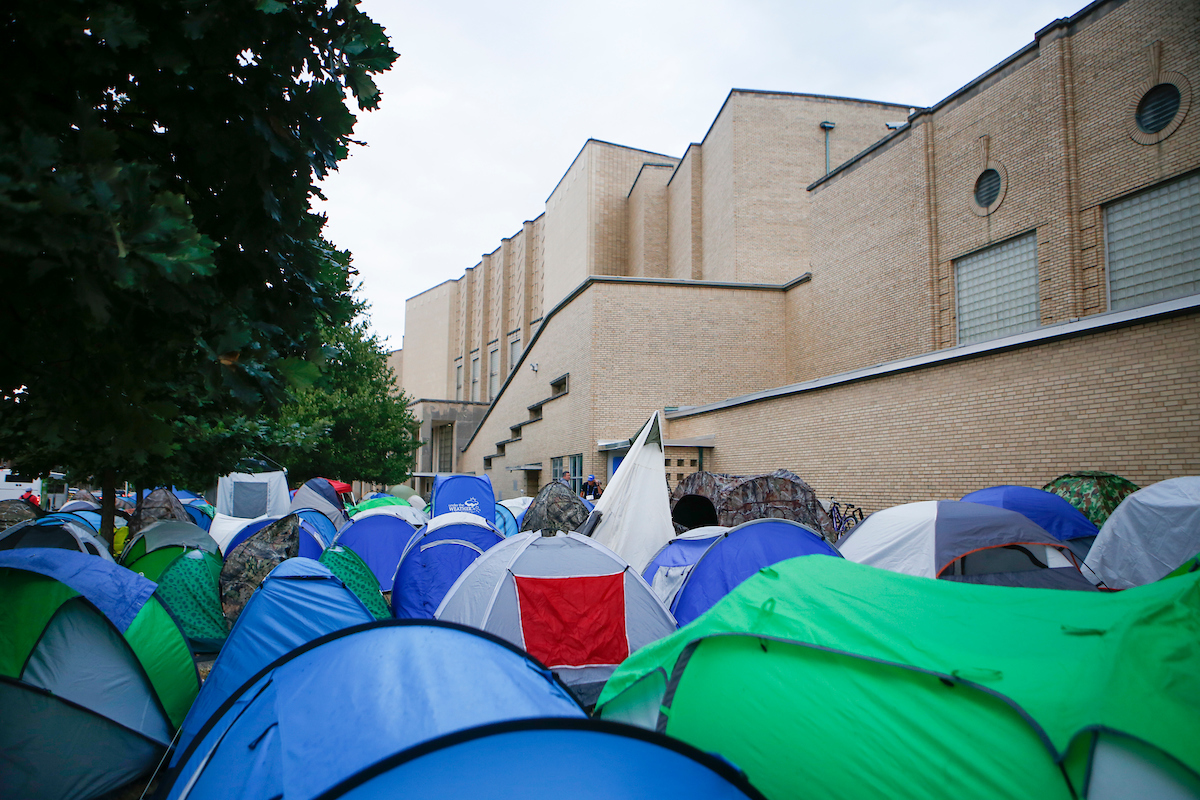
[
  {"left": 598, "top": 556, "right": 1200, "bottom": 800},
  {"left": 1043, "top": 471, "right": 1141, "bottom": 528},
  {"left": 121, "top": 520, "right": 226, "bottom": 652},
  {"left": 319, "top": 544, "right": 390, "bottom": 620},
  {"left": 156, "top": 549, "right": 228, "bottom": 652},
  {"left": 0, "top": 550, "right": 200, "bottom": 799},
  {"left": 349, "top": 495, "right": 411, "bottom": 517}
]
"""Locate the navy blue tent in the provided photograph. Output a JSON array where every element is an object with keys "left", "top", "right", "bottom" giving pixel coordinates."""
[
  {"left": 295, "top": 507, "right": 339, "bottom": 545},
  {"left": 164, "top": 621, "right": 586, "bottom": 800},
  {"left": 173, "top": 557, "right": 376, "bottom": 763},
  {"left": 672, "top": 518, "right": 842, "bottom": 626},
  {"left": 224, "top": 513, "right": 327, "bottom": 560},
  {"left": 333, "top": 514, "right": 417, "bottom": 592},
  {"left": 961, "top": 486, "right": 1099, "bottom": 551},
  {"left": 642, "top": 526, "right": 728, "bottom": 608},
  {"left": 315, "top": 719, "right": 767, "bottom": 799},
  {"left": 431, "top": 474, "right": 495, "bottom": 519},
  {"left": 183, "top": 504, "right": 212, "bottom": 531},
  {"left": 392, "top": 514, "right": 503, "bottom": 619},
  {"left": 494, "top": 504, "right": 519, "bottom": 537}
]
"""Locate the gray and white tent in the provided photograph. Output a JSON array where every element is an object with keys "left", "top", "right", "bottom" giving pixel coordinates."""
[
  {"left": 838, "top": 500, "right": 1095, "bottom": 590},
  {"left": 288, "top": 478, "right": 350, "bottom": 532},
  {"left": 216, "top": 470, "right": 290, "bottom": 519},
  {"left": 436, "top": 531, "right": 676, "bottom": 705},
  {"left": 0, "top": 516, "right": 115, "bottom": 562},
  {"left": 1083, "top": 476, "right": 1200, "bottom": 589}
]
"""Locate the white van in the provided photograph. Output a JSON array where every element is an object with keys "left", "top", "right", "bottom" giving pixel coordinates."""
[{"left": 0, "top": 469, "right": 41, "bottom": 502}]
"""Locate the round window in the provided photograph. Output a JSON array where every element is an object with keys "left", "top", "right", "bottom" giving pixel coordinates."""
[
  {"left": 974, "top": 168, "right": 1002, "bottom": 208},
  {"left": 1136, "top": 83, "right": 1182, "bottom": 133}
]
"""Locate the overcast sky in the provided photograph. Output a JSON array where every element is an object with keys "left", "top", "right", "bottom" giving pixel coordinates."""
[{"left": 316, "top": 0, "right": 1088, "bottom": 350}]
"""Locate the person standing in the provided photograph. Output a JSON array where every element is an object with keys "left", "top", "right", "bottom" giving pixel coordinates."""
[
  {"left": 19, "top": 488, "right": 39, "bottom": 507},
  {"left": 580, "top": 475, "right": 602, "bottom": 501}
]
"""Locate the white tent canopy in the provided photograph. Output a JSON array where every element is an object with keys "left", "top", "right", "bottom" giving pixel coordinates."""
[
  {"left": 586, "top": 412, "right": 674, "bottom": 574},
  {"left": 215, "top": 471, "right": 290, "bottom": 519},
  {"left": 1084, "top": 476, "right": 1200, "bottom": 589},
  {"left": 436, "top": 531, "right": 675, "bottom": 705}
]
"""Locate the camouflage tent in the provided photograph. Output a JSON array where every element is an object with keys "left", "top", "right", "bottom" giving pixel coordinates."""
[
  {"left": 130, "top": 487, "right": 192, "bottom": 536},
  {"left": 0, "top": 499, "right": 43, "bottom": 531},
  {"left": 520, "top": 481, "right": 590, "bottom": 533},
  {"left": 1043, "top": 471, "right": 1141, "bottom": 529},
  {"left": 671, "top": 469, "right": 836, "bottom": 543},
  {"left": 220, "top": 515, "right": 301, "bottom": 626}
]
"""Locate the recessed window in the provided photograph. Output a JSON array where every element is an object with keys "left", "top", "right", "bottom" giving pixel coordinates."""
[
  {"left": 974, "top": 169, "right": 1001, "bottom": 208},
  {"left": 955, "top": 232, "right": 1039, "bottom": 345},
  {"left": 1106, "top": 171, "right": 1199, "bottom": 311},
  {"left": 1136, "top": 83, "right": 1182, "bottom": 134}
]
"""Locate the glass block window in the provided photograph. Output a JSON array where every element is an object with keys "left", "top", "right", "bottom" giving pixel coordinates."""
[
  {"left": 956, "top": 232, "right": 1039, "bottom": 344},
  {"left": 470, "top": 356, "right": 480, "bottom": 402},
  {"left": 1106, "top": 171, "right": 1200, "bottom": 311},
  {"left": 455, "top": 365, "right": 462, "bottom": 401},
  {"left": 509, "top": 339, "right": 521, "bottom": 373}
]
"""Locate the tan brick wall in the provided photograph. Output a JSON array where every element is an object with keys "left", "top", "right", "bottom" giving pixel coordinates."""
[
  {"left": 628, "top": 164, "right": 673, "bottom": 278},
  {"left": 399, "top": 281, "right": 456, "bottom": 400},
  {"left": 803, "top": 127, "right": 934, "bottom": 382},
  {"left": 728, "top": 92, "right": 912, "bottom": 285},
  {"left": 385, "top": 349, "right": 403, "bottom": 396},
  {"left": 463, "top": 280, "right": 789, "bottom": 485},
  {"left": 701, "top": 107, "right": 736, "bottom": 283},
  {"left": 666, "top": 312, "right": 1200, "bottom": 513},
  {"left": 544, "top": 149, "right": 591, "bottom": 309},
  {"left": 666, "top": 145, "right": 703, "bottom": 280}
]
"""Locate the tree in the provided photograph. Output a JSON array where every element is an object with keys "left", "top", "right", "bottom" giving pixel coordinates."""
[
  {"left": 0, "top": 1, "right": 397, "bottom": 539},
  {"left": 265, "top": 317, "right": 420, "bottom": 486}
]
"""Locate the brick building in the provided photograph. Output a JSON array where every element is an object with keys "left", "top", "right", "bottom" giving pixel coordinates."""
[{"left": 396, "top": 0, "right": 1199, "bottom": 507}]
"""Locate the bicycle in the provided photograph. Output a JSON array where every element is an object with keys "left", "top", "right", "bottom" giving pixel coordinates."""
[{"left": 828, "top": 498, "right": 865, "bottom": 538}]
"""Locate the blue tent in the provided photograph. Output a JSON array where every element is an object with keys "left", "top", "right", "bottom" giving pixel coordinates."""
[
  {"left": 164, "top": 621, "right": 586, "bottom": 800},
  {"left": 961, "top": 486, "right": 1099, "bottom": 549},
  {"left": 642, "top": 526, "right": 728, "bottom": 608},
  {"left": 494, "top": 504, "right": 519, "bottom": 537},
  {"left": 224, "top": 513, "right": 328, "bottom": 559},
  {"left": 333, "top": 514, "right": 417, "bottom": 592},
  {"left": 314, "top": 719, "right": 766, "bottom": 799},
  {"left": 295, "top": 507, "right": 339, "bottom": 544},
  {"left": 431, "top": 474, "right": 495, "bottom": 519},
  {"left": 672, "top": 518, "right": 842, "bottom": 626},
  {"left": 392, "top": 514, "right": 503, "bottom": 619},
  {"left": 173, "top": 558, "right": 377, "bottom": 763},
  {"left": 183, "top": 504, "right": 212, "bottom": 531}
]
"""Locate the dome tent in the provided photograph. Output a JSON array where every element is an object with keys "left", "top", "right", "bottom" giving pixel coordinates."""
[
  {"left": 120, "top": 520, "right": 226, "bottom": 652},
  {"left": 314, "top": 718, "right": 767, "bottom": 800},
  {"left": 599, "top": 557, "right": 1200, "bottom": 800},
  {"left": 219, "top": 514, "right": 330, "bottom": 625},
  {"left": 128, "top": 487, "right": 192, "bottom": 536},
  {"left": 520, "top": 480, "right": 590, "bottom": 533},
  {"left": 392, "top": 512, "right": 503, "bottom": 619},
  {"left": 0, "top": 497, "right": 44, "bottom": 531},
  {"left": 641, "top": 525, "right": 729, "bottom": 607},
  {"left": 671, "top": 468, "right": 836, "bottom": 542},
  {"left": 960, "top": 485, "right": 1099, "bottom": 555},
  {"left": 837, "top": 501, "right": 1096, "bottom": 591},
  {"left": 319, "top": 544, "right": 391, "bottom": 620},
  {"left": 171, "top": 558, "right": 376, "bottom": 764},
  {"left": 289, "top": 477, "right": 351, "bottom": 532},
  {"left": 430, "top": 473, "right": 495, "bottom": 519},
  {"left": 436, "top": 531, "right": 676, "bottom": 705},
  {"left": 494, "top": 502, "right": 520, "bottom": 537},
  {"left": 351, "top": 501, "right": 429, "bottom": 527},
  {"left": 0, "top": 514, "right": 115, "bottom": 561},
  {"left": 1042, "top": 470, "right": 1140, "bottom": 528},
  {"left": 670, "top": 518, "right": 842, "bottom": 626},
  {"left": 164, "top": 621, "right": 586, "bottom": 800},
  {"left": 0, "top": 549, "right": 199, "bottom": 800},
  {"left": 332, "top": 513, "right": 418, "bottom": 592},
  {"left": 1084, "top": 476, "right": 1200, "bottom": 589}
]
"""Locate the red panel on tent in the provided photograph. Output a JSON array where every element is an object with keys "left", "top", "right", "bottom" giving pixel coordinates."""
[
  {"left": 322, "top": 478, "right": 353, "bottom": 494},
  {"left": 514, "top": 572, "right": 629, "bottom": 668}
]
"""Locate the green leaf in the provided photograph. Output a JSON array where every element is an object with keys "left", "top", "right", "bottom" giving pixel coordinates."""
[{"left": 277, "top": 357, "right": 322, "bottom": 390}]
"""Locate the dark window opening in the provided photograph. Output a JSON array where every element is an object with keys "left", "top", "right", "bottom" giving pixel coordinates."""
[
  {"left": 1136, "top": 83, "right": 1181, "bottom": 134},
  {"left": 974, "top": 169, "right": 1001, "bottom": 207}
]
